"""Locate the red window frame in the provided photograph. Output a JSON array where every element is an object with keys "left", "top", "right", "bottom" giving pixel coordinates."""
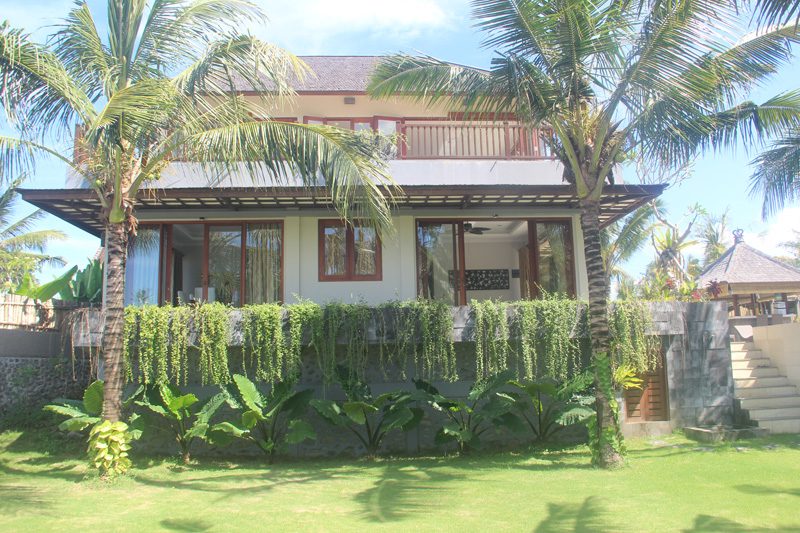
[{"left": 318, "top": 219, "right": 382, "bottom": 282}]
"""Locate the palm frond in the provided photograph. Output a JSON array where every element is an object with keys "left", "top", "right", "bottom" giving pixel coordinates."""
[
  {"left": 0, "top": 209, "right": 47, "bottom": 243},
  {"left": 52, "top": 1, "right": 112, "bottom": 100},
  {"left": 0, "top": 135, "right": 89, "bottom": 184},
  {"left": 0, "top": 22, "right": 94, "bottom": 138},
  {"left": 753, "top": 0, "right": 800, "bottom": 27},
  {"left": 1, "top": 229, "right": 68, "bottom": 253},
  {"left": 749, "top": 132, "right": 800, "bottom": 218},
  {"left": 133, "top": 0, "right": 265, "bottom": 76}
]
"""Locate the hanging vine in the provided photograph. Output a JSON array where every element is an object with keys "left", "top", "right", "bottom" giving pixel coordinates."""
[
  {"left": 195, "top": 302, "right": 231, "bottom": 385},
  {"left": 472, "top": 300, "right": 510, "bottom": 379},
  {"left": 119, "top": 298, "right": 655, "bottom": 387},
  {"left": 241, "top": 304, "right": 287, "bottom": 383}
]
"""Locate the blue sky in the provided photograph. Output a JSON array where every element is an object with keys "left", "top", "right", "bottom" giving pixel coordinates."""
[{"left": 4, "top": 0, "right": 799, "bottom": 282}]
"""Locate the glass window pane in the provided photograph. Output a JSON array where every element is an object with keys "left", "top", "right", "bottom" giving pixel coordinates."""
[
  {"left": 125, "top": 227, "right": 161, "bottom": 305},
  {"left": 536, "top": 222, "right": 571, "bottom": 295},
  {"left": 322, "top": 224, "right": 347, "bottom": 277},
  {"left": 416, "top": 223, "right": 460, "bottom": 305},
  {"left": 327, "top": 120, "right": 351, "bottom": 130},
  {"left": 208, "top": 226, "right": 242, "bottom": 305},
  {"left": 246, "top": 223, "right": 282, "bottom": 304},
  {"left": 377, "top": 119, "right": 397, "bottom": 135},
  {"left": 353, "top": 225, "right": 377, "bottom": 276}
]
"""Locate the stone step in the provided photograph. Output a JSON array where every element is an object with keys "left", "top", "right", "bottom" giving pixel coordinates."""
[
  {"left": 731, "top": 349, "right": 765, "bottom": 361},
  {"left": 748, "top": 406, "right": 800, "bottom": 419},
  {"left": 740, "top": 395, "right": 800, "bottom": 409},
  {"left": 735, "top": 376, "right": 791, "bottom": 388},
  {"left": 731, "top": 341, "right": 755, "bottom": 352},
  {"left": 731, "top": 358, "right": 774, "bottom": 370},
  {"left": 732, "top": 367, "right": 780, "bottom": 379},
  {"left": 736, "top": 385, "right": 800, "bottom": 399},
  {"left": 757, "top": 418, "right": 800, "bottom": 434}
]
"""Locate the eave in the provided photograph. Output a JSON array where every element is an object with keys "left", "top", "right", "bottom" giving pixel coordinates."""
[{"left": 17, "top": 183, "right": 666, "bottom": 237}]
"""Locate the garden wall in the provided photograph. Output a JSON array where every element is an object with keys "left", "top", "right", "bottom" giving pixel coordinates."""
[
  {"left": 63, "top": 301, "right": 734, "bottom": 457},
  {"left": 0, "top": 329, "right": 91, "bottom": 418}
]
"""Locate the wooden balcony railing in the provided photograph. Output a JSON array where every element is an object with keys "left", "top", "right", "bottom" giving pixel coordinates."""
[{"left": 398, "top": 122, "right": 553, "bottom": 160}]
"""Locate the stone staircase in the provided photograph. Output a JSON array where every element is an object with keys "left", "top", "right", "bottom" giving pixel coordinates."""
[{"left": 732, "top": 341, "right": 800, "bottom": 433}]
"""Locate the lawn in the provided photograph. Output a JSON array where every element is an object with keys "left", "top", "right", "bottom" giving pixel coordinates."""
[{"left": 1, "top": 429, "right": 799, "bottom": 532}]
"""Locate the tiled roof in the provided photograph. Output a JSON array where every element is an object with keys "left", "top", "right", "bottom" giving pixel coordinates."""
[
  {"left": 697, "top": 240, "right": 800, "bottom": 286},
  {"left": 234, "top": 56, "right": 381, "bottom": 93}
]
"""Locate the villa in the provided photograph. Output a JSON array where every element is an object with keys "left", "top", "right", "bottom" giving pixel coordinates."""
[{"left": 18, "top": 56, "right": 663, "bottom": 308}]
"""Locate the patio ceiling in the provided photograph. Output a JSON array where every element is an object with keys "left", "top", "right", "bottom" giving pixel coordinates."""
[{"left": 17, "top": 184, "right": 665, "bottom": 237}]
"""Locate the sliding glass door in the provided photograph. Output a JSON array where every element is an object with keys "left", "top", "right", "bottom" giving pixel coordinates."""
[
  {"left": 416, "top": 222, "right": 463, "bottom": 305},
  {"left": 416, "top": 219, "right": 575, "bottom": 304},
  {"left": 126, "top": 221, "right": 283, "bottom": 306}
]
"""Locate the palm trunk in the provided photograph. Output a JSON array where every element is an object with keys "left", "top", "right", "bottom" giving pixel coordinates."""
[
  {"left": 101, "top": 220, "right": 128, "bottom": 422},
  {"left": 579, "top": 200, "right": 624, "bottom": 469}
]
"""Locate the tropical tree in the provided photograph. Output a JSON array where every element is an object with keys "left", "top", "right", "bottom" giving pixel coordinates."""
[
  {"left": 0, "top": 177, "right": 65, "bottom": 291},
  {"left": 696, "top": 209, "right": 731, "bottom": 267},
  {"left": 0, "top": 1, "right": 395, "bottom": 421},
  {"left": 369, "top": 0, "right": 800, "bottom": 466},
  {"left": 750, "top": 133, "right": 800, "bottom": 217},
  {"left": 778, "top": 230, "right": 800, "bottom": 267},
  {"left": 601, "top": 201, "right": 660, "bottom": 296}
]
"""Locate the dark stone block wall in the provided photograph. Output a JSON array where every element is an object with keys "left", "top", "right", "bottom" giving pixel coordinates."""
[
  {"left": 0, "top": 330, "right": 92, "bottom": 418},
  {"left": 637, "top": 301, "right": 734, "bottom": 427}
]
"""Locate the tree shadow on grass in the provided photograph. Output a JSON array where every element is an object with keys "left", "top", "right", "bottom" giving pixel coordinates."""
[
  {"left": 0, "top": 484, "right": 53, "bottom": 516},
  {"left": 352, "top": 464, "right": 464, "bottom": 523},
  {"left": 683, "top": 515, "right": 800, "bottom": 532},
  {"left": 532, "top": 497, "right": 618, "bottom": 533},
  {"left": 0, "top": 458, "right": 86, "bottom": 483},
  {"left": 736, "top": 484, "right": 800, "bottom": 498},
  {"left": 159, "top": 518, "right": 213, "bottom": 532}
]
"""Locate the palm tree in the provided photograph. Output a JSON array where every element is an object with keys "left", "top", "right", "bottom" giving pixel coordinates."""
[
  {"left": 749, "top": 133, "right": 800, "bottom": 218},
  {"left": 0, "top": 0, "right": 396, "bottom": 422},
  {"left": 601, "top": 202, "right": 660, "bottom": 298},
  {"left": 697, "top": 210, "right": 731, "bottom": 267},
  {"left": 1, "top": 177, "right": 66, "bottom": 290},
  {"left": 368, "top": 0, "right": 800, "bottom": 466}
]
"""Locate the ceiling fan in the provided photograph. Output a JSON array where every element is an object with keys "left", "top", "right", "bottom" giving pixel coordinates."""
[{"left": 464, "top": 222, "right": 491, "bottom": 235}]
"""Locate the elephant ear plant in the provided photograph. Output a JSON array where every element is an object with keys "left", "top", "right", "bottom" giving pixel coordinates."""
[
  {"left": 505, "top": 373, "right": 596, "bottom": 444},
  {"left": 310, "top": 366, "right": 424, "bottom": 457},
  {"left": 45, "top": 379, "right": 105, "bottom": 432},
  {"left": 414, "top": 370, "right": 525, "bottom": 454},
  {"left": 210, "top": 374, "right": 316, "bottom": 462},
  {"left": 131, "top": 384, "right": 226, "bottom": 464}
]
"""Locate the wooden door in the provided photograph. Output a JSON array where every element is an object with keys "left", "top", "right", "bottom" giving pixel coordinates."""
[{"left": 624, "top": 352, "right": 669, "bottom": 421}]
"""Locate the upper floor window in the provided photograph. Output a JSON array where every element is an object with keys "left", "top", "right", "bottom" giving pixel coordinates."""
[{"left": 318, "top": 220, "right": 382, "bottom": 281}]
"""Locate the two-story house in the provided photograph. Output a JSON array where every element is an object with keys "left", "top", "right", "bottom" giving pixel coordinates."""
[{"left": 19, "top": 56, "right": 663, "bottom": 307}]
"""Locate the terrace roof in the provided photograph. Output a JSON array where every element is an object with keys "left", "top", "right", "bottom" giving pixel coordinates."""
[{"left": 18, "top": 184, "right": 664, "bottom": 237}]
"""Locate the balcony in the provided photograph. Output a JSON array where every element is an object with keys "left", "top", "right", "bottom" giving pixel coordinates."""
[{"left": 397, "top": 122, "right": 553, "bottom": 160}]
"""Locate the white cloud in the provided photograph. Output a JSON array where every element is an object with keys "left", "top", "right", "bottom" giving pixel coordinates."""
[
  {"left": 753, "top": 206, "right": 800, "bottom": 257},
  {"left": 256, "top": 0, "right": 464, "bottom": 53}
]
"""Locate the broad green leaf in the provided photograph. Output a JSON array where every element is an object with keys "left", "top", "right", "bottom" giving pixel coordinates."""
[
  {"left": 468, "top": 370, "right": 515, "bottom": 402},
  {"left": 208, "top": 422, "right": 248, "bottom": 446},
  {"left": 381, "top": 406, "right": 414, "bottom": 431},
  {"left": 402, "top": 407, "right": 424, "bottom": 432},
  {"left": 343, "top": 401, "right": 378, "bottom": 425},
  {"left": 58, "top": 416, "right": 98, "bottom": 431},
  {"left": 168, "top": 394, "right": 199, "bottom": 415},
  {"left": 15, "top": 265, "right": 77, "bottom": 301},
  {"left": 82, "top": 380, "right": 104, "bottom": 416},
  {"left": 310, "top": 399, "right": 347, "bottom": 426},
  {"left": 196, "top": 393, "right": 226, "bottom": 425},
  {"left": 233, "top": 374, "right": 264, "bottom": 412},
  {"left": 127, "top": 413, "right": 145, "bottom": 440},
  {"left": 209, "top": 421, "right": 248, "bottom": 437},
  {"left": 241, "top": 409, "right": 264, "bottom": 429},
  {"left": 184, "top": 422, "right": 209, "bottom": 441},
  {"left": 285, "top": 419, "right": 316, "bottom": 444},
  {"left": 44, "top": 403, "right": 87, "bottom": 419}
]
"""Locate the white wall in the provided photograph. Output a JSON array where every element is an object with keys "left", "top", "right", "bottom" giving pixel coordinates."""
[
  {"left": 753, "top": 323, "right": 800, "bottom": 388},
  {"left": 463, "top": 240, "right": 522, "bottom": 302}
]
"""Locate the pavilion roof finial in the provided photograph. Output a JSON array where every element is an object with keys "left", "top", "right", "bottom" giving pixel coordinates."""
[{"left": 733, "top": 229, "right": 744, "bottom": 244}]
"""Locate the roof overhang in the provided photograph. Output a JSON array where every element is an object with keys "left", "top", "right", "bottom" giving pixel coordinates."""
[{"left": 18, "top": 183, "right": 665, "bottom": 237}]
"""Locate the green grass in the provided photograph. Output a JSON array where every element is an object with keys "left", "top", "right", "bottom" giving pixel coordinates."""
[{"left": 1, "top": 429, "right": 799, "bottom": 532}]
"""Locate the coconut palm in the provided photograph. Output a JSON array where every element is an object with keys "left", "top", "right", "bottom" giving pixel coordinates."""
[
  {"left": 749, "top": 133, "right": 800, "bottom": 218},
  {"left": 369, "top": 0, "right": 800, "bottom": 466},
  {"left": 601, "top": 202, "right": 660, "bottom": 297},
  {"left": 0, "top": 0, "right": 396, "bottom": 422},
  {"left": 753, "top": 0, "right": 800, "bottom": 27},
  {"left": 696, "top": 209, "right": 731, "bottom": 267},
  {"left": 0, "top": 177, "right": 65, "bottom": 290}
]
